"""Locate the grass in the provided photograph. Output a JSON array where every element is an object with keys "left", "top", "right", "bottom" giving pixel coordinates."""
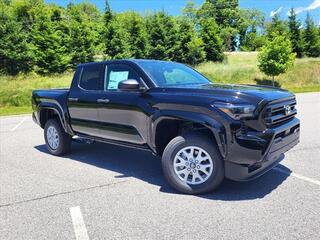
[
  {"left": 0, "top": 72, "right": 72, "bottom": 116},
  {"left": 196, "top": 52, "right": 320, "bottom": 92},
  {"left": 0, "top": 52, "right": 319, "bottom": 116},
  {"left": 0, "top": 106, "right": 32, "bottom": 116}
]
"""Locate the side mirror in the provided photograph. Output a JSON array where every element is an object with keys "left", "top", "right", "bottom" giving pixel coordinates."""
[{"left": 118, "top": 79, "right": 140, "bottom": 91}]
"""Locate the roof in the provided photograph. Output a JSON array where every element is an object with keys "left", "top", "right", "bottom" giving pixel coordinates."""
[{"left": 77, "top": 59, "right": 172, "bottom": 67}]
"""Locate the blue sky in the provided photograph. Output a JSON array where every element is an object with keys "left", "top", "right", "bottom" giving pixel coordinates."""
[{"left": 46, "top": 0, "right": 320, "bottom": 24}]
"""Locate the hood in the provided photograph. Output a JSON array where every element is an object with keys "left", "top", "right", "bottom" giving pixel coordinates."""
[
  {"left": 153, "top": 83, "right": 295, "bottom": 105},
  {"left": 201, "top": 83, "right": 293, "bottom": 100}
]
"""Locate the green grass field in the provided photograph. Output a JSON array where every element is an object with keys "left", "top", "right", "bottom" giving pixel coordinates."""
[
  {"left": 196, "top": 52, "right": 320, "bottom": 92},
  {"left": 0, "top": 72, "right": 73, "bottom": 116},
  {"left": 1, "top": 52, "right": 319, "bottom": 116}
]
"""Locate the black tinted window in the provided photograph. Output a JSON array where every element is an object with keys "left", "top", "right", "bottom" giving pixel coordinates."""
[
  {"left": 79, "top": 64, "right": 103, "bottom": 91},
  {"left": 104, "top": 64, "right": 140, "bottom": 91}
]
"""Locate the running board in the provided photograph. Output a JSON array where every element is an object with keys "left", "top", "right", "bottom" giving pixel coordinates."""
[{"left": 73, "top": 133, "right": 154, "bottom": 154}]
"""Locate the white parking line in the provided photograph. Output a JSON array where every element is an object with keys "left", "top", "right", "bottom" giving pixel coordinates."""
[
  {"left": 10, "top": 117, "right": 26, "bottom": 131},
  {"left": 70, "top": 206, "right": 90, "bottom": 240},
  {"left": 274, "top": 167, "right": 320, "bottom": 186}
]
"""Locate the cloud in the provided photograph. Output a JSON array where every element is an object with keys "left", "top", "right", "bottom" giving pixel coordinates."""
[
  {"left": 294, "top": 0, "right": 320, "bottom": 14},
  {"left": 270, "top": 6, "right": 283, "bottom": 17}
]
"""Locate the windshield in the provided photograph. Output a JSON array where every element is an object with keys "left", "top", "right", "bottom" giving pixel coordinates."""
[{"left": 137, "top": 61, "right": 210, "bottom": 87}]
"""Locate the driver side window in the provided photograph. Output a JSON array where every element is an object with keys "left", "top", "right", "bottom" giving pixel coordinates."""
[{"left": 104, "top": 64, "right": 140, "bottom": 91}]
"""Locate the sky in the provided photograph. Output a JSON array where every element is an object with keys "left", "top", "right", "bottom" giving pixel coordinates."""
[{"left": 46, "top": 0, "right": 320, "bottom": 24}]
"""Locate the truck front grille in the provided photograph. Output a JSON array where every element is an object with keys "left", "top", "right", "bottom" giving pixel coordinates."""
[{"left": 263, "top": 98, "right": 297, "bottom": 127}]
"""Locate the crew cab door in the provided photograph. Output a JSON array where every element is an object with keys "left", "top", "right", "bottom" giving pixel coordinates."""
[
  {"left": 95, "top": 63, "right": 149, "bottom": 144},
  {"left": 67, "top": 63, "right": 105, "bottom": 137}
]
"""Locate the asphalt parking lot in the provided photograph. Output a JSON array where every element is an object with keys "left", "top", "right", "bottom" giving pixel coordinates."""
[{"left": 0, "top": 92, "right": 319, "bottom": 240}]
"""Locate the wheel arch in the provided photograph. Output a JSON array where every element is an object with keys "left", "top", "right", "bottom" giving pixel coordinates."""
[
  {"left": 151, "top": 110, "right": 226, "bottom": 158},
  {"left": 38, "top": 102, "right": 69, "bottom": 133}
]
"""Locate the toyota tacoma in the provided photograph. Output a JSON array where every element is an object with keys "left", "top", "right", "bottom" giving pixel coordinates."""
[{"left": 32, "top": 60, "right": 300, "bottom": 194}]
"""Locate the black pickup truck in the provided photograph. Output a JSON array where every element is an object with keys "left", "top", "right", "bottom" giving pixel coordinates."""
[{"left": 32, "top": 60, "right": 300, "bottom": 194}]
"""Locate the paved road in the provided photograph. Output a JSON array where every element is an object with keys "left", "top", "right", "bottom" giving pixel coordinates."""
[{"left": 0, "top": 92, "right": 319, "bottom": 240}]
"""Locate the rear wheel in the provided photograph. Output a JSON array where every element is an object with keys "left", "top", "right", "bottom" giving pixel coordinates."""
[
  {"left": 44, "top": 118, "right": 71, "bottom": 155},
  {"left": 162, "top": 132, "right": 224, "bottom": 194}
]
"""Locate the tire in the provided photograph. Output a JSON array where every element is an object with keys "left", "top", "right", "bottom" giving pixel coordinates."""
[
  {"left": 162, "top": 132, "right": 224, "bottom": 194},
  {"left": 44, "top": 118, "right": 71, "bottom": 156}
]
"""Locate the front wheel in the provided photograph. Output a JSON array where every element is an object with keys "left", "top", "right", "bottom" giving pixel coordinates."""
[
  {"left": 162, "top": 132, "right": 224, "bottom": 194},
  {"left": 44, "top": 118, "right": 71, "bottom": 156}
]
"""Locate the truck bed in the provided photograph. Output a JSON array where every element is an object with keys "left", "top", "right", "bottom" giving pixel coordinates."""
[
  {"left": 32, "top": 88, "right": 69, "bottom": 100},
  {"left": 33, "top": 88, "right": 69, "bottom": 95},
  {"left": 32, "top": 88, "right": 70, "bottom": 114}
]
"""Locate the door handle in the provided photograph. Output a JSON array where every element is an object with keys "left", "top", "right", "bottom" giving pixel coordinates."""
[
  {"left": 97, "top": 98, "right": 110, "bottom": 103},
  {"left": 68, "top": 98, "right": 78, "bottom": 102}
]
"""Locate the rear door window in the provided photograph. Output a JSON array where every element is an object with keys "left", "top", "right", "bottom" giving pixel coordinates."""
[{"left": 79, "top": 64, "right": 103, "bottom": 91}]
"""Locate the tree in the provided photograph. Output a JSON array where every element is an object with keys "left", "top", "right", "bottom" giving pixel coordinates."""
[
  {"left": 105, "top": 14, "right": 131, "bottom": 59},
  {"left": 103, "top": 0, "right": 113, "bottom": 58},
  {"left": 185, "top": 37, "right": 206, "bottom": 65},
  {"left": 198, "top": 0, "right": 239, "bottom": 27},
  {"left": 6, "top": 0, "right": 320, "bottom": 75},
  {"left": 162, "top": 14, "right": 180, "bottom": 60},
  {"left": 146, "top": 12, "right": 179, "bottom": 60},
  {"left": 123, "top": 12, "right": 148, "bottom": 58},
  {"left": 238, "top": 8, "right": 265, "bottom": 51},
  {"left": 182, "top": 0, "right": 198, "bottom": 24},
  {"left": 103, "top": 0, "right": 112, "bottom": 24},
  {"left": 27, "top": 2, "right": 71, "bottom": 73},
  {"left": 240, "top": 32, "right": 266, "bottom": 51},
  {"left": 0, "top": 0, "right": 34, "bottom": 74},
  {"left": 304, "top": 13, "right": 320, "bottom": 57},
  {"left": 176, "top": 19, "right": 206, "bottom": 65},
  {"left": 258, "top": 35, "right": 296, "bottom": 86},
  {"left": 106, "top": 12, "right": 148, "bottom": 59},
  {"left": 6, "top": 0, "right": 71, "bottom": 74},
  {"left": 66, "top": 3, "right": 99, "bottom": 66},
  {"left": 198, "top": 0, "right": 239, "bottom": 51},
  {"left": 200, "top": 18, "right": 224, "bottom": 61},
  {"left": 266, "top": 13, "right": 288, "bottom": 39},
  {"left": 288, "top": 8, "right": 304, "bottom": 58},
  {"left": 145, "top": 13, "right": 166, "bottom": 60},
  {"left": 219, "top": 26, "right": 238, "bottom": 51}
]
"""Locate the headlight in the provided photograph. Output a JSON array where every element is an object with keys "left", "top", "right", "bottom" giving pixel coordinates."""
[{"left": 213, "top": 102, "right": 256, "bottom": 120}]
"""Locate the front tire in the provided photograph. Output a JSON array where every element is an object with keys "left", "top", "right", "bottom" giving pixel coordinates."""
[
  {"left": 44, "top": 118, "right": 71, "bottom": 156},
  {"left": 162, "top": 132, "right": 224, "bottom": 194}
]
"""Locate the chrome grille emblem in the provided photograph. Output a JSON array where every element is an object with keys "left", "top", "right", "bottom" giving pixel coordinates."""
[{"left": 284, "top": 105, "right": 292, "bottom": 115}]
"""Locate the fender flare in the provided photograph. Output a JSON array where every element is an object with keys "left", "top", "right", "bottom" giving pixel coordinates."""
[
  {"left": 37, "top": 100, "right": 73, "bottom": 135},
  {"left": 150, "top": 110, "right": 227, "bottom": 158}
]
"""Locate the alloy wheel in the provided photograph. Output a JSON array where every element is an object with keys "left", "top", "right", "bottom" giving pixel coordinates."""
[{"left": 173, "top": 146, "right": 214, "bottom": 185}]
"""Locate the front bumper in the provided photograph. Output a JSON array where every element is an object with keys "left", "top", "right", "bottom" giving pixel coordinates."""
[{"left": 225, "top": 117, "right": 300, "bottom": 181}]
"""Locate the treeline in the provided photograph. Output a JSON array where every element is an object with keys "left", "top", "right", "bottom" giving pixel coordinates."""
[{"left": 1, "top": 0, "right": 320, "bottom": 75}]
